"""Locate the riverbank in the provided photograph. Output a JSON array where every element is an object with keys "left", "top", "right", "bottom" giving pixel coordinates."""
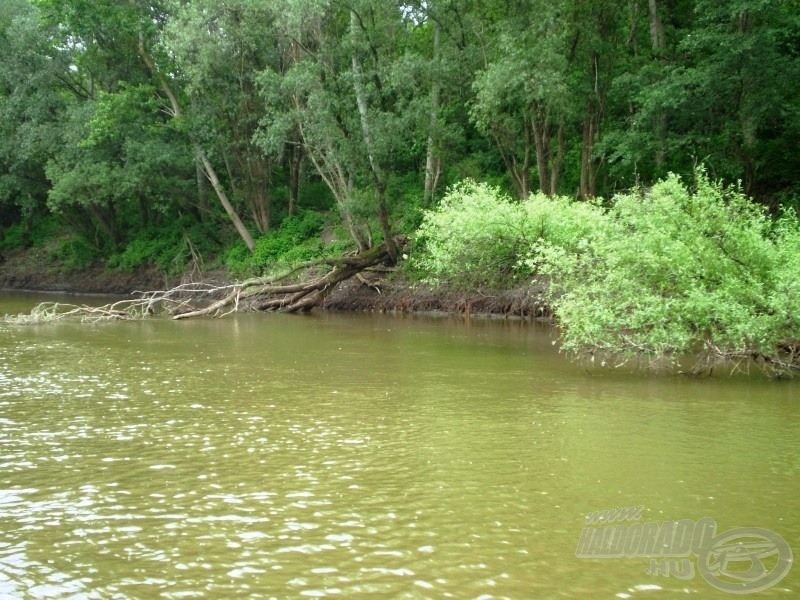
[
  {"left": 0, "top": 247, "right": 172, "bottom": 294},
  {"left": 322, "top": 276, "right": 550, "bottom": 319},
  {"left": 0, "top": 247, "right": 551, "bottom": 319}
]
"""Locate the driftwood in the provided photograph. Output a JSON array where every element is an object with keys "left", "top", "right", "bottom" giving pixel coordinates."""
[
  {"left": 3, "top": 236, "right": 406, "bottom": 324},
  {"left": 174, "top": 235, "right": 404, "bottom": 318}
]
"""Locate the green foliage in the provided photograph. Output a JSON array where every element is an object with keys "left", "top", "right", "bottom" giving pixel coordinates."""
[
  {"left": 107, "top": 222, "right": 220, "bottom": 275},
  {"left": 251, "top": 210, "right": 325, "bottom": 271},
  {"left": 536, "top": 170, "right": 800, "bottom": 370},
  {"left": 414, "top": 180, "right": 603, "bottom": 288},
  {"left": 0, "top": 216, "right": 63, "bottom": 251},
  {"left": 388, "top": 172, "right": 426, "bottom": 232},
  {"left": 2, "top": 0, "right": 800, "bottom": 355},
  {"left": 297, "top": 181, "right": 337, "bottom": 212},
  {"left": 414, "top": 171, "right": 800, "bottom": 372},
  {"left": 0, "top": 223, "right": 27, "bottom": 252},
  {"left": 225, "top": 210, "right": 326, "bottom": 276},
  {"left": 223, "top": 241, "right": 252, "bottom": 278},
  {"left": 28, "top": 215, "right": 62, "bottom": 246},
  {"left": 49, "top": 235, "right": 101, "bottom": 270}
]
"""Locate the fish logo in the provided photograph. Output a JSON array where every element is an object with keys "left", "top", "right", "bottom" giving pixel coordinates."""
[{"left": 698, "top": 527, "right": 793, "bottom": 594}]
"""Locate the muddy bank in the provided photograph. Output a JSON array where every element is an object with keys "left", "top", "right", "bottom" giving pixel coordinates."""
[
  {"left": 321, "top": 276, "right": 551, "bottom": 320},
  {"left": 0, "top": 248, "right": 182, "bottom": 295},
  {"left": 1, "top": 249, "right": 550, "bottom": 319}
]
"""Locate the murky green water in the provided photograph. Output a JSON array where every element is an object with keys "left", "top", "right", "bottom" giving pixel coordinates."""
[{"left": 0, "top": 291, "right": 797, "bottom": 598}]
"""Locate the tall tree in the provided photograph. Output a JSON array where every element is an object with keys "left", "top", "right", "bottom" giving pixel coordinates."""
[
  {"left": 471, "top": 0, "right": 570, "bottom": 198},
  {"left": 35, "top": 0, "right": 256, "bottom": 251},
  {"left": 165, "top": 0, "right": 283, "bottom": 235},
  {"left": 0, "top": 0, "right": 64, "bottom": 233},
  {"left": 259, "top": 0, "right": 428, "bottom": 259}
]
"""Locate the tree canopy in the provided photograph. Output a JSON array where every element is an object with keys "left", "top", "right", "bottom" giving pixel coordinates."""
[{"left": 1, "top": 0, "right": 798, "bottom": 266}]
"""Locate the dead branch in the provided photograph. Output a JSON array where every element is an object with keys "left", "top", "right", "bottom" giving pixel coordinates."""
[{"left": 3, "top": 237, "right": 406, "bottom": 324}]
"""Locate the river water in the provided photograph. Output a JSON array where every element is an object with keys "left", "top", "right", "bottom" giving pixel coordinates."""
[{"left": 0, "top": 291, "right": 797, "bottom": 598}]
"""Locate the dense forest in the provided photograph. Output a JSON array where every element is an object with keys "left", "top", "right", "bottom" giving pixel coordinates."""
[
  {"left": 1, "top": 0, "right": 799, "bottom": 271},
  {"left": 3, "top": 0, "right": 800, "bottom": 373}
]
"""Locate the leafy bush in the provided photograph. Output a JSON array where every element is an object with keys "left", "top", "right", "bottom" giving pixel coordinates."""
[
  {"left": 223, "top": 241, "right": 252, "bottom": 277},
  {"left": 414, "top": 181, "right": 526, "bottom": 288},
  {"left": 29, "top": 216, "right": 64, "bottom": 247},
  {"left": 0, "top": 217, "right": 63, "bottom": 252},
  {"left": 536, "top": 170, "right": 800, "bottom": 372},
  {"left": 413, "top": 180, "right": 603, "bottom": 288},
  {"left": 0, "top": 223, "right": 27, "bottom": 252},
  {"left": 108, "top": 222, "right": 220, "bottom": 275},
  {"left": 109, "top": 233, "right": 180, "bottom": 273},
  {"left": 225, "top": 210, "right": 327, "bottom": 276},
  {"left": 50, "top": 236, "right": 102, "bottom": 270},
  {"left": 250, "top": 210, "right": 325, "bottom": 272}
]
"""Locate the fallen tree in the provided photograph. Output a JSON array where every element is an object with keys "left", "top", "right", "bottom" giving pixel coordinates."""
[
  {"left": 174, "top": 235, "right": 406, "bottom": 318},
  {"left": 3, "top": 236, "right": 406, "bottom": 324}
]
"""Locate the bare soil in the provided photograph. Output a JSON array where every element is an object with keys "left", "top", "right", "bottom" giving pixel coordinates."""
[
  {"left": 321, "top": 274, "right": 551, "bottom": 320},
  {"left": 0, "top": 248, "right": 177, "bottom": 294}
]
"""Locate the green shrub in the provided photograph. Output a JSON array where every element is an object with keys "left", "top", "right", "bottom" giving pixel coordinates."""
[
  {"left": 0, "top": 216, "right": 64, "bottom": 252},
  {"left": 108, "top": 222, "right": 220, "bottom": 275},
  {"left": 413, "top": 180, "right": 603, "bottom": 288},
  {"left": 298, "top": 181, "right": 336, "bottom": 212},
  {"left": 536, "top": 170, "right": 800, "bottom": 372},
  {"left": 223, "top": 240, "right": 252, "bottom": 277},
  {"left": 414, "top": 181, "right": 525, "bottom": 288},
  {"left": 250, "top": 210, "right": 325, "bottom": 273},
  {"left": 29, "top": 216, "right": 63, "bottom": 247},
  {"left": 0, "top": 223, "right": 27, "bottom": 252},
  {"left": 280, "top": 242, "right": 324, "bottom": 265},
  {"left": 223, "top": 210, "right": 327, "bottom": 276},
  {"left": 50, "top": 236, "right": 101, "bottom": 270}
]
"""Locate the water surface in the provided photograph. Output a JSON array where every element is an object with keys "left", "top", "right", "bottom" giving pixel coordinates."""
[{"left": 0, "top": 292, "right": 797, "bottom": 598}]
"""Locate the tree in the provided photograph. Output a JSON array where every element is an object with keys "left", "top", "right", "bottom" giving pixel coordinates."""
[
  {"left": 34, "top": 0, "right": 257, "bottom": 251},
  {"left": 165, "top": 0, "right": 283, "bottom": 235},
  {"left": 471, "top": 0, "right": 570, "bottom": 198},
  {"left": 601, "top": 0, "right": 800, "bottom": 197},
  {"left": 677, "top": 0, "right": 800, "bottom": 194},
  {"left": 0, "top": 0, "right": 68, "bottom": 235},
  {"left": 258, "top": 0, "right": 428, "bottom": 260}
]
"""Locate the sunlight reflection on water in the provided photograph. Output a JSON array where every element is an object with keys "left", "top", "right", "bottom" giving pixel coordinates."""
[{"left": 0, "top": 298, "right": 798, "bottom": 597}]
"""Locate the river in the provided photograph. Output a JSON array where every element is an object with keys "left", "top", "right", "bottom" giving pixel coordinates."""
[{"left": 0, "top": 291, "right": 797, "bottom": 598}]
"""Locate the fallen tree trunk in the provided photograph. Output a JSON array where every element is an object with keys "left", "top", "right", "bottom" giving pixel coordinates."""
[
  {"left": 3, "top": 237, "right": 406, "bottom": 325},
  {"left": 175, "top": 236, "right": 405, "bottom": 319}
]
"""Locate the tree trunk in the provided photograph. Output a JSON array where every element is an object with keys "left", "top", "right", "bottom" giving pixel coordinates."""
[
  {"left": 648, "top": 0, "right": 667, "bottom": 170},
  {"left": 138, "top": 195, "right": 151, "bottom": 228},
  {"left": 136, "top": 33, "right": 255, "bottom": 253},
  {"left": 196, "top": 150, "right": 255, "bottom": 252},
  {"left": 251, "top": 185, "right": 271, "bottom": 235},
  {"left": 247, "top": 156, "right": 271, "bottom": 235},
  {"left": 648, "top": 0, "right": 665, "bottom": 53},
  {"left": 579, "top": 117, "right": 596, "bottom": 199},
  {"left": 532, "top": 111, "right": 551, "bottom": 196},
  {"left": 628, "top": 0, "right": 640, "bottom": 56},
  {"left": 196, "top": 161, "right": 209, "bottom": 221},
  {"left": 89, "top": 204, "right": 120, "bottom": 245},
  {"left": 350, "top": 10, "right": 397, "bottom": 263},
  {"left": 297, "top": 118, "right": 369, "bottom": 252},
  {"left": 491, "top": 122, "right": 530, "bottom": 200},
  {"left": 171, "top": 236, "right": 407, "bottom": 318},
  {"left": 423, "top": 21, "right": 442, "bottom": 206},
  {"left": 288, "top": 141, "right": 302, "bottom": 216},
  {"left": 549, "top": 122, "right": 565, "bottom": 196}
]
